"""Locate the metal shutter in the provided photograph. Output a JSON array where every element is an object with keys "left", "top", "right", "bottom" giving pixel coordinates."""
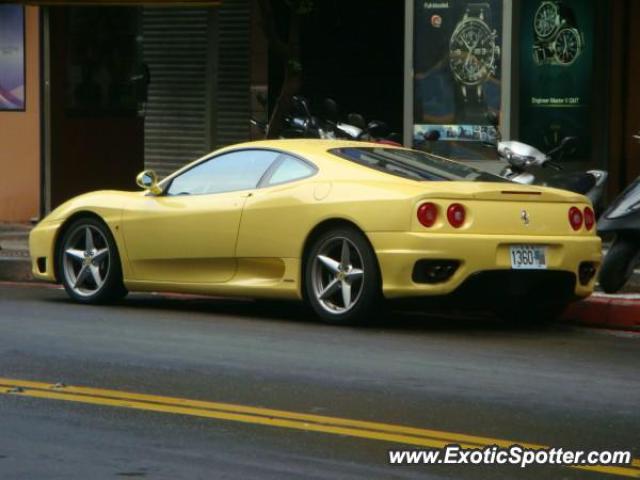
[
  {"left": 214, "top": 0, "right": 250, "bottom": 147},
  {"left": 142, "top": 7, "right": 212, "bottom": 178}
]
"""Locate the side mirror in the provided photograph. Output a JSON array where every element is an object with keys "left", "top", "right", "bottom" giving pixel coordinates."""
[
  {"left": 347, "top": 113, "right": 366, "bottom": 130},
  {"left": 323, "top": 97, "right": 339, "bottom": 122},
  {"left": 136, "top": 170, "right": 161, "bottom": 195},
  {"left": 367, "top": 120, "right": 389, "bottom": 138},
  {"left": 560, "top": 136, "right": 577, "bottom": 149},
  {"left": 292, "top": 95, "right": 312, "bottom": 119},
  {"left": 547, "top": 136, "right": 577, "bottom": 158}
]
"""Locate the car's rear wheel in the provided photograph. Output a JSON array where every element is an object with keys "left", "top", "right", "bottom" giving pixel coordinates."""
[
  {"left": 58, "top": 217, "right": 127, "bottom": 304},
  {"left": 304, "top": 227, "right": 380, "bottom": 325}
]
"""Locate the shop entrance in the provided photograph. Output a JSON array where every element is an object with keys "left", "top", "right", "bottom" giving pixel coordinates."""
[
  {"left": 623, "top": 1, "right": 640, "bottom": 184},
  {"left": 48, "top": 7, "right": 145, "bottom": 208}
]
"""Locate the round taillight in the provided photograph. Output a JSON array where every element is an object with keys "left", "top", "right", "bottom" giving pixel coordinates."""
[
  {"left": 569, "top": 206, "right": 583, "bottom": 231},
  {"left": 447, "top": 203, "right": 466, "bottom": 228},
  {"left": 417, "top": 202, "right": 438, "bottom": 228},
  {"left": 584, "top": 207, "right": 595, "bottom": 231}
]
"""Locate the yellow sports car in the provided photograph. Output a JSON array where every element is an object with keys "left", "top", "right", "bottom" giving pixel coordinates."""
[{"left": 30, "top": 139, "right": 601, "bottom": 324}]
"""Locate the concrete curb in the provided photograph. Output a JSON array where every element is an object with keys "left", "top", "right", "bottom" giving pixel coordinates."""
[
  {"left": 0, "top": 223, "right": 32, "bottom": 282},
  {"left": 0, "top": 258, "right": 33, "bottom": 282},
  {"left": 562, "top": 293, "right": 640, "bottom": 331}
]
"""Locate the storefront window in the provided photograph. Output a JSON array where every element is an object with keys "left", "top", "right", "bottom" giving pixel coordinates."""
[
  {"left": 518, "top": 0, "right": 595, "bottom": 162},
  {"left": 65, "top": 7, "right": 145, "bottom": 116}
]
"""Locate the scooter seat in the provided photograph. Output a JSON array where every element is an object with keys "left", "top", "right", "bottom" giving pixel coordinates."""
[{"left": 547, "top": 172, "right": 597, "bottom": 195}]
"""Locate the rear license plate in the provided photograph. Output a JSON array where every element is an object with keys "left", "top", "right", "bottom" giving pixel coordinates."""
[{"left": 510, "top": 245, "right": 547, "bottom": 270}]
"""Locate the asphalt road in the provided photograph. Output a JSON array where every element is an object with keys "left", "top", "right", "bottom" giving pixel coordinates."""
[{"left": 0, "top": 283, "right": 639, "bottom": 479}]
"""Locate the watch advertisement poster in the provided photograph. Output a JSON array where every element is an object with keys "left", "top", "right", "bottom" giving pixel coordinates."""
[
  {"left": 413, "top": 0, "right": 502, "bottom": 148},
  {"left": 519, "top": 0, "right": 594, "bottom": 160},
  {"left": 0, "top": 4, "right": 25, "bottom": 111}
]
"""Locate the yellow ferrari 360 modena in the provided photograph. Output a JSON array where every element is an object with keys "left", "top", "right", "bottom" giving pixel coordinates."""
[{"left": 30, "top": 139, "right": 601, "bottom": 324}]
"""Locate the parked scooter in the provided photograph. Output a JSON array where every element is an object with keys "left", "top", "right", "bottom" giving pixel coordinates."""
[
  {"left": 497, "top": 138, "right": 608, "bottom": 215},
  {"left": 597, "top": 132, "right": 640, "bottom": 293},
  {"left": 322, "top": 98, "right": 402, "bottom": 145},
  {"left": 485, "top": 113, "right": 608, "bottom": 214},
  {"left": 252, "top": 95, "right": 401, "bottom": 144},
  {"left": 250, "top": 96, "right": 336, "bottom": 139}
]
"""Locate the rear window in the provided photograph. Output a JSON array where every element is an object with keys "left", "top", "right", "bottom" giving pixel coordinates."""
[{"left": 329, "top": 147, "right": 507, "bottom": 182}]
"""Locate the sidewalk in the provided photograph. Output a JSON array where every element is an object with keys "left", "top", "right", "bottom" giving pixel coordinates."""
[
  {"left": 0, "top": 223, "right": 32, "bottom": 282},
  {"left": 1, "top": 222, "right": 638, "bottom": 330}
]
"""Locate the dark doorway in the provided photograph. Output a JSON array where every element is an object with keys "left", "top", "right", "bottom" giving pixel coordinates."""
[
  {"left": 49, "top": 7, "right": 145, "bottom": 208},
  {"left": 268, "top": 0, "right": 404, "bottom": 135},
  {"left": 623, "top": 2, "right": 640, "bottom": 184}
]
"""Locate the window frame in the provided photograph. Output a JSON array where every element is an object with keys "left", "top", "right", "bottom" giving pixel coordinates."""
[
  {"left": 258, "top": 152, "right": 319, "bottom": 188},
  {"left": 328, "top": 146, "right": 508, "bottom": 183},
  {"left": 161, "top": 148, "right": 318, "bottom": 197}
]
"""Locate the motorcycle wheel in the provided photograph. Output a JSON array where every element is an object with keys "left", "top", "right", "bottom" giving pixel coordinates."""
[{"left": 598, "top": 238, "right": 640, "bottom": 294}]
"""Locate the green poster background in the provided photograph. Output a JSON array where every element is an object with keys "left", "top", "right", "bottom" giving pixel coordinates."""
[{"left": 519, "top": 0, "right": 595, "bottom": 160}]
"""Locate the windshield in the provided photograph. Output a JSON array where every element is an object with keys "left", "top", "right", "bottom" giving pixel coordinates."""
[{"left": 329, "top": 147, "right": 508, "bottom": 182}]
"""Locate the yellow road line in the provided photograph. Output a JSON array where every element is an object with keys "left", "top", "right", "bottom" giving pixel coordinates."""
[
  {"left": 0, "top": 377, "right": 524, "bottom": 447},
  {"left": 1, "top": 377, "right": 638, "bottom": 478}
]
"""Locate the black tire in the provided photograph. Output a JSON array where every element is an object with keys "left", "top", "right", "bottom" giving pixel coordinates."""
[
  {"left": 598, "top": 238, "right": 640, "bottom": 294},
  {"left": 304, "top": 227, "right": 381, "bottom": 325},
  {"left": 57, "top": 217, "right": 127, "bottom": 304}
]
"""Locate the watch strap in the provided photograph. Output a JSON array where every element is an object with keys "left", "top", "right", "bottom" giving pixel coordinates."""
[{"left": 456, "top": 96, "right": 488, "bottom": 124}]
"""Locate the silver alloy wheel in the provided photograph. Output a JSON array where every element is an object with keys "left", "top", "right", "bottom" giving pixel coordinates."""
[
  {"left": 62, "top": 225, "right": 111, "bottom": 297},
  {"left": 311, "top": 237, "right": 365, "bottom": 314}
]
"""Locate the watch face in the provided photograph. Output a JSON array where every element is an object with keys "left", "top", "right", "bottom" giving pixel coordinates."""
[
  {"left": 449, "top": 18, "right": 498, "bottom": 86},
  {"left": 554, "top": 28, "right": 581, "bottom": 65},
  {"left": 534, "top": 2, "right": 559, "bottom": 39}
]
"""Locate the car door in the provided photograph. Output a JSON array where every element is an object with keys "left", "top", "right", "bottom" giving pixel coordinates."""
[
  {"left": 236, "top": 153, "right": 319, "bottom": 260},
  {"left": 121, "top": 149, "right": 280, "bottom": 284}
]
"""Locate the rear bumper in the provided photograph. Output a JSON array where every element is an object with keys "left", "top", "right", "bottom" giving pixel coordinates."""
[{"left": 368, "top": 232, "right": 601, "bottom": 299}]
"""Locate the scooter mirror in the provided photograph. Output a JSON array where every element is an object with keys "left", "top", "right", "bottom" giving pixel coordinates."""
[
  {"left": 292, "top": 95, "right": 312, "bottom": 119},
  {"left": 323, "top": 98, "right": 339, "bottom": 122},
  {"left": 347, "top": 113, "right": 366, "bottom": 130},
  {"left": 560, "top": 136, "right": 578, "bottom": 149},
  {"left": 367, "top": 120, "right": 389, "bottom": 138}
]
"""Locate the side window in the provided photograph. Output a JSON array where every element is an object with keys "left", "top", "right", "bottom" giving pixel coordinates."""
[
  {"left": 266, "top": 155, "right": 316, "bottom": 186},
  {"left": 166, "top": 150, "right": 279, "bottom": 196}
]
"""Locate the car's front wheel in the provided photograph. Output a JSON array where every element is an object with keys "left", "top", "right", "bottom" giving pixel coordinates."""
[
  {"left": 58, "top": 217, "right": 127, "bottom": 304},
  {"left": 304, "top": 227, "right": 381, "bottom": 325}
]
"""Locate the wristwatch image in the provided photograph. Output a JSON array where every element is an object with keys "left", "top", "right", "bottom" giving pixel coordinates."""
[
  {"left": 533, "top": 1, "right": 584, "bottom": 66},
  {"left": 449, "top": 3, "right": 501, "bottom": 122}
]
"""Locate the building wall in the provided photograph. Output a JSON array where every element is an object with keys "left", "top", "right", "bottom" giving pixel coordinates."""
[{"left": 0, "top": 6, "right": 40, "bottom": 222}]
